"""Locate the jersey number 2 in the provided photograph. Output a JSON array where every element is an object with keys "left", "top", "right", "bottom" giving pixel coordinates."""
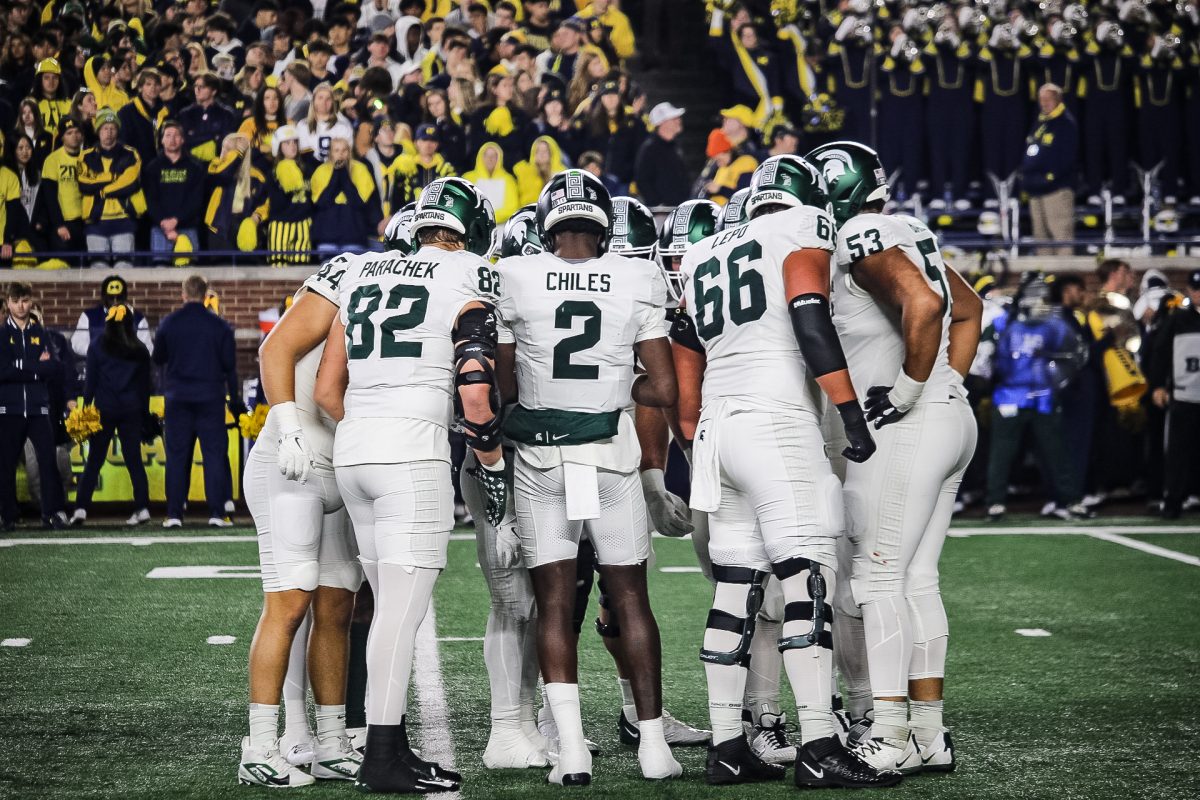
[
  {"left": 346, "top": 284, "right": 430, "bottom": 360},
  {"left": 553, "top": 301, "right": 601, "bottom": 379}
]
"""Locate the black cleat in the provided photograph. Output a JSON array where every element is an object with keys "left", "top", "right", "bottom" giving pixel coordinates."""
[
  {"left": 705, "top": 736, "right": 787, "bottom": 785},
  {"left": 356, "top": 723, "right": 461, "bottom": 794},
  {"left": 619, "top": 710, "right": 640, "bottom": 746},
  {"left": 794, "top": 735, "right": 902, "bottom": 790}
]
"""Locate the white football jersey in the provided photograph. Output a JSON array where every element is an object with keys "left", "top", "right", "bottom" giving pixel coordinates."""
[
  {"left": 305, "top": 247, "right": 492, "bottom": 466},
  {"left": 495, "top": 251, "right": 667, "bottom": 413},
  {"left": 831, "top": 212, "right": 956, "bottom": 404},
  {"left": 678, "top": 204, "right": 836, "bottom": 413},
  {"left": 256, "top": 343, "right": 336, "bottom": 469}
]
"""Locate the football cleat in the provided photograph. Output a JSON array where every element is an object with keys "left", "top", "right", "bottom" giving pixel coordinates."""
[
  {"left": 547, "top": 744, "right": 591, "bottom": 786},
  {"left": 750, "top": 712, "right": 797, "bottom": 765},
  {"left": 280, "top": 731, "right": 315, "bottom": 766},
  {"left": 70, "top": 509, "right": 86, "bottom": 526},
  {"left": 1065, "top": 503, "right": 1095, "bottom": 520},
  {"left": 356, "top": 723, "right": 461, "bottom": 794},
  {"left": 346, "top": 726, "right": 367, "bottom": 755},
  {"left": 237, "top": 737, "right": 315, "bottom": 788},
  {"left": 852, "top": 730, "right": 923, "bottom": 775},
  {"left": 483, "top": 728, "right": 549, "bottom": 769},
  {"left": 796, "top": 735, "right": 903, "bottom": 789},
  {"left": 209, "top": 516, "right": 234, "bottom": 528},
  {"left": 638, "top": 739, "right": 682, "bottom": 780},
  {"left": 311, "top": 736, "right": 362, "bottom": 780},
  {"left": 618, "top": 708, "right": 711, "bottom": 747},
  {"left": 916, "top": 729, "right": 956, "bottom": 773},
  {"left": 163, "top": 517, "right": 183, "bottom": 528},
  {"left": 845, "top": 717, "right": 873, "bottom": 747},
  {"left": 126, "top": 508, "right": 150, "bottom": 526},
  {"left": 705, "top": 736, "right": 786, "bottom": 785},
  {"left": 834, "top": 708, "right": 853, "bottom": 746}
]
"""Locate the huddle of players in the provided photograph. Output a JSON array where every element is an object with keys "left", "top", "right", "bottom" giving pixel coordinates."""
[{"left": 238, "top": 138, "right": 983, "bottom": 792}]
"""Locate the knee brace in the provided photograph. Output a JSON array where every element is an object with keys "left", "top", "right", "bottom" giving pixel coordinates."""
[
  {"left": 758, "top": 576, "right": 785, "bottom": 624},
  {"left": 279, "top": 560, "right": 320, "bottom": 592},
  {"left": 594, "top": 591, "right": 620, "bottom": 638},
  {"left": 774, "top": 558, "right": 834, "bottom": 652},
  {"left": 699, "top": 565, "right": 769, "bottom": 667}
]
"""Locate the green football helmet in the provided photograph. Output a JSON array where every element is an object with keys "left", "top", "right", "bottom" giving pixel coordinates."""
[
  {"left": 718, "top": 188, "right": 751, "bottom": 230},
  {"left": 657, "top": 199, "right": 720, "bottom": 259},
  {"left": 383, "top": 202, "right": 417, "bottom": 255},
  {"left": 498, "top": 204, "right": 544, "bottom": 257},
  {"left": 535, "top": 168, "right": 613, "bottom": 252},
  {"left": 608, "top": 196, "right": 658, "bottom": 259},
  {"left": 804, "top": 141, "right": 891, "bottom": 227},
  {"left": 408, "top": 176, "right": 497, "bottom": 256},
  {"left": 744, "top": 154, "right": 829, "bottom": 219}
]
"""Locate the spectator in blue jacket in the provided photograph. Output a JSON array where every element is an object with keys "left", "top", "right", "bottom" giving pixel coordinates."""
[
  {"left": 985, "top": 277, "right": 1089, "bottom": 521},
  {"left": 0, "top": 281, "right": 67, "bottom": 530},
  {"left": 70, "top": 303, "right": 152, "bottom": 527},
  {"left": 1020, "top": 84, "right": 1079, "bottom": 256},
  {"left": 152, "top": 274, "right": 242, "bottom": 528}
]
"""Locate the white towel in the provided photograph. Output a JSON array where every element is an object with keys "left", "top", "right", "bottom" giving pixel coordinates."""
[
  {"left": 689, "top": 400, "right": 726, "bottom": 513},
  {"left": 564, "top": 462, "right": 601, "bottom": 520}
]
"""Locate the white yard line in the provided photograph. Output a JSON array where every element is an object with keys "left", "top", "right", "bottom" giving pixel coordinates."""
[
  {"left": 0, "top": 535, "right": 256, "bottom": 547},
  {"left": 413, "top": 603, "right": 461, "bottom": 800},
  {"left": 1083, "top": 530, "right": 1200, "bottom": 567},
  {"left": 947, "top": 525, "right": 1200, "bottom": 537}
]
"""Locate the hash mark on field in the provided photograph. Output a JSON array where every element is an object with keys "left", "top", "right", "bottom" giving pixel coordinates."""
[
  {"left": 1015, "top": 628, "right": 1052, "bottom": 637},
  {"left": 413, "top": 603, "right": 460, "bottom": 799},
  {"left": 660, "top": 566, "right": 704, "bottom": 573},
  {"left": 206, "top": 635, "right": 237, "bottom": 645},
  {"left": 437, "top": 636, "right": 484, "bottom": 642},
  {"left": 147, "top": 566, "right": 261, "bottom": 579},
  {"left": 0, "top": 535, "right": 256, "bottom": 547},
  {"left": 2, "top": 638, "right": 31, "bottom": 647}
]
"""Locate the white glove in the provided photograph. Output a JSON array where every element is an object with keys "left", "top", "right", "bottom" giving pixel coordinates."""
[
  {"left": 495, "top": 514, "right": 523, "bottom": 569},
  {"left": 273, "top": 402, "right": 313, "bottom": 483},
  {"left": 641, "top": 468, "right": 694, "bottom": 538}
]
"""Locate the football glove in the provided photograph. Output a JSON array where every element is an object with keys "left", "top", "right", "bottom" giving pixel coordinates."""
[
  {"left": 641, "top": 468, "right": 694, "bottom": 537},
  {"left": 837, "top": 400, "right": 876, "bottom": 464},
  {"left": 467, "top": 459, "right": 508, "bottom": 528},
  {"left": 864, "top": 373, "right": 926, "bottom": 429},
  {"left": 273, "top": 402, "right": 314, "bottom": 483},
  {"left": 494, "top": 515, "right": 523, "bottom": 569}
]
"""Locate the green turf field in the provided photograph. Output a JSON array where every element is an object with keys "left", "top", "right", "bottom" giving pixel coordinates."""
[{"left": 1, "top": 520, "right": 1198, "bottom": 799}]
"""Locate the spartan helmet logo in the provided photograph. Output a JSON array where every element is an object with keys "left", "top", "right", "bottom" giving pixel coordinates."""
[
  {"left": 422, "top": 181, "right": 444, "bottom": 207},
  {"left": 672, "top": 206, "right": 691, "bottom": 235},
  {"left": 612, "top": 201, "right": 629, "bottom": 236},
  {"left": 565, "top": 170, "right": 584, "bottom": 197},
  {"left": 758, "top": 159, "right": 779, "bottom": 186},
  {"left": 818, "top": 149, "right": 853, "bottom": 186}
]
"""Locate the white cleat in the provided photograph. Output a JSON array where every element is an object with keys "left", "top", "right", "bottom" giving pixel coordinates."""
[
  {"left": 209, "top": 516, "right": 234, "bottom": 528},
  {"left": 346, "top": 726, "right": 367, "bottom": 755},
  {"left": 163, "top": 517, "right": 182, "bottom": 528},
  {"left": 70, "top": 509, "right": 86, "bottom": 526},
  {"left": 619, "top": 708, "right": 710, "bottom": 747},
  {"left": 547, "top": 744, "right": 591, "bottom": 786},
  {"left": 638, "top": 742, "right": 682, "bottom": 780},
  {"left": 483, "top": 728, "right": 549, "bottom": 769},
  {"left": 749, "top": 712, "right": 797, "bottom": 765},
  {"left": 237, "top": 737, "right": 315, "bottom": 788},
  {"left": 225, "top": 500, "right": 236, "bottom": 515},
  {"left": 916, "top": 730, "right": 956, "bottom": 773},
  {"left": 538, "top": 702, "right": 599, "bottom": 756},
  {"left": 126, "top": 508, "right": 150, "bottom": 526},
  {"left": 280, "top": 731, "right": 316, "bottom": 766},
  {"left": 1182, "top": 495, "right": 1200, "bottom": 512},
  {"left": 310, "top": 735, "right": 362, "bottom": 780},
  {"left": 853, "top": 730, "right": 923, "bottom": 775}
]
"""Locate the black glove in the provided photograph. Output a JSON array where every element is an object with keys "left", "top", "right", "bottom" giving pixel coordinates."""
[
  {"left": 229, "top": 397, "right": 248, "bottom": 418},
  {"left": 837, "top": 400, "right": 876, "bottom": 463},
  {"left": 466, "top": 463, "right": 507, "bottom": 527},
  {"left": 864, "top": 385, "right": 909, "bottom": 429}
]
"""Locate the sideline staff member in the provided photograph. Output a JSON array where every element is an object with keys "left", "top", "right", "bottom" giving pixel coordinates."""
[
  {"left": 1150, "top": 270, "right": 1200, "bottom": 519},
  {"left": 0, "top": 282, "right": 68, "bottom": 529},
  {"left": 153, "top": 274, "right": 241, "bottom": 528}
]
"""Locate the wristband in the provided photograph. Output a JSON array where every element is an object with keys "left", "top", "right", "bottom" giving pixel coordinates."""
[
  {"left": 889, "top": 372, "right": 926, "bottom": 412},
  {"left": 272, "top": 401, "right": 302, "bottom": 434},
  {"left": 482, "top": 455, "right": 506, "bottom": 472}
]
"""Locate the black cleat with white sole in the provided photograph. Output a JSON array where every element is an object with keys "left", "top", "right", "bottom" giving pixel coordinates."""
[
  {"left": 396, "top": 717, "right": 463, "bottom": 784},
  {"left": 705, "top": 736, "right": 787, "bottom": 785},
  {"left": 356, "top": 723, "right": 461, "bottom": 794},
  {"left": 794, "top": 735, "right": 902, "bottom": 790}
]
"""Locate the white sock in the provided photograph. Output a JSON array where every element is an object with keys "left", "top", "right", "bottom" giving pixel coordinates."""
[
  {"left": 745, "top": 618, "right": 782, "bottom": 724},
  {"left": 618, "top": 677, "right": 637, "bottom": 720},
  {"left": 909, "top": 700, "right": 944, "bottom": 742},
  {"left": 249, "top": 703, "right": 279, "bottom": 749},
  {"left": 704, "top": 582, "right": 750, "bottom": 745},
  {"left": 545, "top": 683, "right": 585, "bottom": 752},
  {"left": 315, "top": 704, "right": 347, "bottom": 743},
  {"left": 283, "top": 613, "right": 311, "bottom": 738},
  {"left": 779, "top": 568, "right": 836, "bottom": 744},
  {"left": 872, "top": 699, "right": 909, "bottom": 741},
  {"left": 637, "top": 716, "right": 670, "bottom": 757},
  {"left": 367, "top": 564, "right": 438, "bottom": 725}
]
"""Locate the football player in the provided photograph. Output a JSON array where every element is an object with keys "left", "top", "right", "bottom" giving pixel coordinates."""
[
  {"left": 312, "top": 177, "right": 505, "bottom": 793},
  {"left": 383, "top": 202, "right": 418, "bottom": 255},
  {"left": 240, "top": 254, "right": 367, "bottom": 789},
  {"left": 677, "top": 155, "right": 899, "bottom": 789},
  {"left": 659, "top": 197, "right": 798, "bottom": 766},
  {"left": 806, "top": 142, "right": 981, "bottom": 774},
  {"left": 493, "top": 169, "right": 682, "bottom": 785}
]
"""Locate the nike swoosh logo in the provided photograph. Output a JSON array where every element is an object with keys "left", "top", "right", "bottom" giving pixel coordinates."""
[
  {"left": 802, "top": 763, "right": 824, "bottom": 778},
  {"left": 552, "top": 433, "right": 569, "bottom": 441},
  {"left": 718, "top": 761, "right": 741, "bottom": 775}
]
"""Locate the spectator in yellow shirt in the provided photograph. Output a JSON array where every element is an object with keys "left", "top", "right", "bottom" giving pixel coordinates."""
[
  {"left": 83, "top": 54, "right": 131, "bottom": 113},
  {"left": 40, "top": 119, "right": 86, "bottom": 254},
  {"left": 77, "top": 110, "right": 145, "bottom": 268},
  {"left": 577, "top": 0, "right": 636, "bottom": 62},
  {"left": 463, "top": 141, "right": 520, "bottom": 223},
  {"left": 0, "top": 134, "right": 23, "bottom": 265},
  {"left": 34, "top": 58, "right": 72, "bottom": 136}
]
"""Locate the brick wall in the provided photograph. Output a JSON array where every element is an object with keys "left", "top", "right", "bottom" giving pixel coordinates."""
[{"left": 17, "top": 267, "right": 318, "bottom": 381}]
